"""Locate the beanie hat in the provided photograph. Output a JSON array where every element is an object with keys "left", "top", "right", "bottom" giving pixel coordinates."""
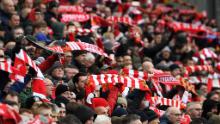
[
  {"left": 112, "top": 107, "right": 128, "bottom": 117},
  {"left": 47, "top": 61, "right": 63, "bottom": 75},
  {"left": 91, "top": 98, "right": 109, "bottom": 109},
  {"left": 74, "top": 105, "right": 95, "bottom": 123},
  {"left": 55, "top": 84, "right": 69, "bottom": 97},
  {"left": 55, "top": 96, "right": 69, "bottom": 106},
  {"left": 32, "top": 78, "right": 47, "bottom": 99}
]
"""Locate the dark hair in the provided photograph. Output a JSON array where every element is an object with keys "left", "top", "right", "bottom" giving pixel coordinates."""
[
  {"left": 2, "top": 100, "right": 18, "bottom": 107},
  {"left": 122, "top": 114, "right": 141, "bottom": 124},
  {"left": 9, "top": 13, "right": 19, "bottom": 20},
  {"left": 38, "top": 103, "right": 52, "bottom": 110},
  {"left": 66, "top": 102, "right": 80, "bottom": 115},
  {"left": 206, "top": 91, "right": 219, "bottom": 100},
  {"left": 4, "top": 90, "right": 19, "bottom": 102},
  {"left": 58, "top": 114, "right": 82, "bottom": 124},
  {"left": 33, "top": 21, "right": 47, "bottom": 29},
  {"left": 71, "top": 105, "right": 95, "bottom": 124},
  {"left": 72, "top": 72, "right": 87, "bottom": 84},
  {"left": 64, "top": 64, "right": 78, "bottom": 70},
  {"left": 190, "top": 118, "right": 207, "bottom": 124}
]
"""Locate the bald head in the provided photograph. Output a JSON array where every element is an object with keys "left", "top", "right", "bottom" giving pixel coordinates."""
[
  {"left": 142, "top": 61, "right": 154, "bottom": 73},
  {"left": 1, "top": 0, "right": 15, "bottom": 14},
  {"left": 166, "top": 107, "right": 182, "bottom": 124}
]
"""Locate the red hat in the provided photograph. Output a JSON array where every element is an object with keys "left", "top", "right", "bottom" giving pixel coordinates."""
[
  {"left": 91, "top": 98, "right": 109, "bottom": 109},
  {"left": 32, "top": 78, "right": 47, "bottom": 99}
]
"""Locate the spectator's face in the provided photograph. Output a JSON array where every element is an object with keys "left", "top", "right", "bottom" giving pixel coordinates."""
[
  {"left": 142, "top": 61, "right": 154, "bottom": 73},
  {"left": 130, "top": 119, "right": 142, "bottom": 124},
  {"left": 24, "top": 0, "right": 33, "bottom": 9},
  {"left": 44, "top": 78, "right": 53, "bottom": 96},
  {"left": 162, "top": 51, "right": 170, "bottom": 59},
  {"left": 116, "top": 57, "right": 124, "bottom": 67},
  {"left": 75, "top": 53, "right": 86, "bottom": 64},
  {"left": 154, "top": 34, "right": 162, "bottom": 44},
  {"left": 167, "top": 110, "right": 182, "bottom": 124},
  {"left": 52, "top": 67, "right": 64, "bottom": 79},
  {"left": 35, "top": 12, "right": 44, "bottom": 22},
  {"left": 68, "top": 92, "right": 76, "bottom": 103},
  {"left": 10, "top": 15, "right": 20, "bottom": 27},
  {"left": 5, "top": 95, "right": 19, "bottom": 104},
  {"left": 13, "top": 28, "right": 24, "bottom": 39},
  {"left": 85, "top": 116, "right": 94, "bottom": 124},
  {"left": 64, "top": 67, "right": 79, "bottom": 80},
  {"left": 94, "top": 106, "right": 109, "bottom": 115},
  {"left": 59, "top": 107, "right": 66, "bottom": 118},
  {"left": 38, "top": 27, "right": 48, "bottom": 35},
  {"left": 123, "top": 55, "right": 132, "bottom": 66},
  {"left": 187, "top": 104, "right": 202, "bottom": 118},
  {"left": 38, "top": 108, "right": 52, "bottom": 118},
  {"left": 199, "top": 85, "right": 207, "bottom": 96},
  {"left": 64, "top": 52, "right": 72, "bottom": 65},
  {"left": 171, "top": 68, "right": 181, "bottom": 77},
  {"left": 3, "top": 0, "right": 15, "bottom": 14},
  {"left": 210, "top": 93, "right": 220, "bottom": 102},
  {"left": 77, "top": 76, "right": 87, "bottom": 89},
  {"left": 40, "top": 4, "right": 46, "bottom": 13}
]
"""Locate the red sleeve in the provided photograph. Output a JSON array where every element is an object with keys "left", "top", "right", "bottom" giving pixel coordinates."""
[
  {"left": 107, "top": 86, "right": 119, "bottom": 115},
  {"left": 38, "top": 54, "right": 58, "bottom": 73}
]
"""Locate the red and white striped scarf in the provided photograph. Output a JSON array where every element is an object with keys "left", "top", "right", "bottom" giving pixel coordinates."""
[
  {"left": 68, "top": 27, "right": 94, "bottom": 36},
  {"left": 106, "top": 16, "right": 134, "bottom": 25},
  {"left": 184, "top": 65, "right": 213, "bottom": 76},
  {"left": 89, "top": 74, "right": 149, "bottom": 91},
  {"left": 58, "top": 5, "right": 84, "bottom": 13},
  {"left": 168, "top": 21, "right": 207, "bottom": 33},
  {"left": 151, "top": 96, "right": 186, "bottom": 109},
  {"left": 61, "top": 13, "right": 90, "bottom": 23},
  {"left": 66, "top": 41, "right": 108, "bottom": 57},
  {"left": 47, "top": 46, "right": 64, "bottom": 53},
  {"left": 16, "top": 49, "right": 44, "bottom": 78}
]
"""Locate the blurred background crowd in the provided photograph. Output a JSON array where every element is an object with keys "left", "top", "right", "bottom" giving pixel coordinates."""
[{"left": 0, "top": 0, "right": 220, "bottom": 124}]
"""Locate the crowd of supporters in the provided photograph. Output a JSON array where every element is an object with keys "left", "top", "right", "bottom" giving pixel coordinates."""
[{"left": 0, "top": 0, "right": 220, "bottom": 124}]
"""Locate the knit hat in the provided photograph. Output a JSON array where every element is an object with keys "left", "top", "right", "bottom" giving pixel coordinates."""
[
  {"left": 112, "top": 107, "right": 128, "bottom": 117},
  {"left": 91, "top": 98, "right": 109, "bottom": 109},
  {"left": 32, "top": 78, "right": 47, "bottom": 99},
  {"left": 47, "top": 61, "right": 63, "bottom": 75},
  {"left": 74, "top": 105, "right": 95, "bottom": 123},
  {"left": 55, "top": 84, "right": 69, "bottom": 97},
  {"left": 162, "top": 46, "right": 171, "bottom": 52},
  {"left": 55, "top": 96, "right": 69, "bottom": 106}
]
